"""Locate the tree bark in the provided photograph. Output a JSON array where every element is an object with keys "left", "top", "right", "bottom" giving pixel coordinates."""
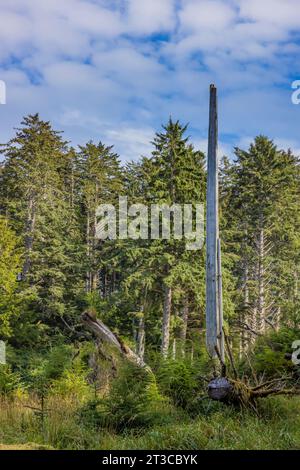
[
  {"left": 180, "top": 301, "right": 189, "bottom": 357},
  {"left": 85, "top": 211, "right": 91, "bottom": 293},
  {"left": 161, "top": 285, "right": 172, "bottom": 358},
  {"left": 136, "top": 309, "right": 145, "bottom": 362},
  {"left": 91, "top": 194, "right": 99, "bottom": 292},
  {"left": 172, "top": 338, "right": 176, "bottom": 360},
  {"left": 180, "top": 302, "right": 188, "bottom": 341},
  {"left": 82, "top": 311, "right": 151, "bottom": 371},
  {"left": 240, "top": 263, "right": 250, "bottom": 356},
  {"left": 22, "top": 195, "right": 36, "bottom": 280},
  {"left": 257, "top": 227, "right": 265, "bottom": 333}
]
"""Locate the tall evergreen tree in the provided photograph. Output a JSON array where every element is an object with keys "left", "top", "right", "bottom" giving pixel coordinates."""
[
  {"left": 0, "top": 115, "right": 79, "bottom": 337},
  {"left": 77, "top": 141, "right": 123, "bottom": 296},
  {"left": 0, "top": 217, "right": 22, "bottom": 338},
  {"left": 122, "top": 119, "right": 206, "bottom": 358},
  {"left": 222, "top": 136, "right": 300, "bottom": 351}
]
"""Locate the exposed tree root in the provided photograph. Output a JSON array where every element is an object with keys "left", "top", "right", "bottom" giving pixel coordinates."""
[
  {"left": 82, "top": 311, "right": 299, "bottom": 407},
  {"left": 208, "top": 375, "right": 300, "bottom": 408},
  {"left": 208, "top": 331, "right": 300, "bottom": 408}
]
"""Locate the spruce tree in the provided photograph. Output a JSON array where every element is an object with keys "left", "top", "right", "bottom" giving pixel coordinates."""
[
  {"left": 0, "top": 217, "right": 22, "bottom": 338},
  {"left": 0, "top": 115, "right": 77, "bottom": 337},
  {"left": 222, "top": 136, "right": 300, "bottom": 351}
]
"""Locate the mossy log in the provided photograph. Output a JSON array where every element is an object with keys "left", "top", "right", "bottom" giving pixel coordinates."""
[
  {"left": 208, "top": 377, "right": 252, "bottom": 406},
  {"left": 208, "top": 375, "right": 300, "bottom": 407}
]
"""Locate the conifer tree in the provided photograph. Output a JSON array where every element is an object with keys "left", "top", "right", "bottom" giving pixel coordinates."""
[
  {"left": 222, "top": 136, "right": 300, "bottom": 350},
  {"left": 0, "top": 115, "right": 77, "bottom": 335},
  {"left": 77, "top": 141, "right": 123, "bottom": 296},
  {"left": 122, "top": 119, "right": 206, "bottom": 358},
  {"left": 0, "top": 217, "right": 22, "bottom": 338}
]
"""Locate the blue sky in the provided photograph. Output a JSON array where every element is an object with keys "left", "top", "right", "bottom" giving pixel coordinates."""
[{"left": 1, "top": 0, "right": 300, "bottom": 161}]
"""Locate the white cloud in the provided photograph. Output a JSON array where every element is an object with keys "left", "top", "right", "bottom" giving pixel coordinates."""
[
  {"left": 104, "top": 126, "right": 154, "bottom": 161},
  {"left": 126, "top": 0, "right": 176, "bottom": 35},
  {"left": 238, "top": 0, "right": 300, "bottom": 29},
  {"left": 179, "top": 0, "right": 236, "bottom": 32},
  {"left": 0, "top": 0, "right": 300, "bottom": 162},
  {"left": 275, "top": 138, "right": 300, "bottom": 156}
]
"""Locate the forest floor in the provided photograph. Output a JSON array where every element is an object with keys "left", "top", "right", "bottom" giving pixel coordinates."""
[{"left": 0, "top": 395, "right": 299, "bottom": 450}]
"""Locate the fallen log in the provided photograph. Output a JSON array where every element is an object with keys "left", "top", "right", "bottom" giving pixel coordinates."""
[
  {"left": 208, "top": 345, "right": 300, "bottom": 407},
  {"left": 207, "top": 335, "right": 300, "bottom": 407},
  {"left": 208, "top": 374, "right": 300, "bottom": 407},
  {"left": 208, "top": 377, "right": 254, "bottom": 407},
  {"left": 82, "top": 310, "right": 151, "bottom": 372}
]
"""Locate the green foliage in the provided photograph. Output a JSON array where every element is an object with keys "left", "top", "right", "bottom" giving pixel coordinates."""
[
  {"left": 42, "top": 345, "right": 74, "bottom": 381},
  {"left": 221, "top": 137, "right": 300, "bottom": 344},
  {"left": 0, "top": 218, "right": 22, "bottom": 338},
  {"left": 157, "top": 359, "right": 199, "bottom": 409},
  {"left": 80, "top": 363, "right": 173, "bottom": 432},
  {"left": 244, "top": 327, "right": 300, "bottom": 377},
  {"left": 50, "top": 369, "right": 92, "bottom": 402},
  {"left": 104, "top": 396, "right": 300, "bottom": 450},
  {"left": 1, "top": 395, "right": 300, "bottom": 450},
  {"left": 0, "top": 365, "right": 21, "bottom": 397},
  {"left": 1, "top": 114, "right": 300, "bottom": 451},
  {"left": 25, "top": 344, "right": 92, "bottom": 402},
  {"left": 0, "top": 114, "right": 84, "bottom": 342}
]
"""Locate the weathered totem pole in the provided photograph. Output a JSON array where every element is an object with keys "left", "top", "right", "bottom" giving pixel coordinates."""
[{"left": 206, "top": 84, "right": 225, "bottom": 364}]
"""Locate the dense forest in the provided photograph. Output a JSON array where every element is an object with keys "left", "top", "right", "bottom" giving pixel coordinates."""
[{"left": 0, "top": 114, "right": 300, "bottom": 450}]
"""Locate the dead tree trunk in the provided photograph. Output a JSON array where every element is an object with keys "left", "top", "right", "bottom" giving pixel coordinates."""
[
  {"left": 257, "top": 227, "right": 266, "bottom": 333},
  {"left": 217, "top": 239, "right": 225, "bottom": 362},
  {"left": 180, "top": 302, "right": 188, "bottom": 342},
  {"left": 85, "top": 211, "right": 91, "bottom": 293},
  {"left": 180, "top": 301, "right": 189, "bottom": 357},
  {"left": 91, "top": 189, "right": 99, "bottom": 292},
  {"left": 22, "top": 195, "right": 36, "bottom": 280},
  {"left": 206, "top": 84, "right": 224, "bottom": 361},
  {"left": 136, "top": 308, "right": 145, "bottom": 362},
  {"left": 239, "top": 263, "right": 250, "bottom": 356},
  {"left": 82, "top": 310, "right": 151, "bottom": 371},
  {"left": 208, "top": 373, "right": 300, "bottom": 407},
  {"left": 161, "top": 285, "right": 172, "bottom": 358},
  {"left": 206, "top": 84, "right": 219, "bottom": 358},
  {"left": 172, "top": 339, "right": 176, "bottom": 360},
  {"left": 190, "top": 344, "right": 194, "bottom": 365}
]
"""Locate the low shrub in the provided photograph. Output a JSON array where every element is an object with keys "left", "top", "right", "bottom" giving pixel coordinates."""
[
  {"left": 0, "top": 365, "right": 22, "bottom": 398},
  {"left": 157, "top": 359, "right": 199, "bottom": 410},
  {"left": 79, "top": 363, "right": 175, "bottom": 432},
  {"left": 241, "top": 327, "right": 300, "bottom": 378}
]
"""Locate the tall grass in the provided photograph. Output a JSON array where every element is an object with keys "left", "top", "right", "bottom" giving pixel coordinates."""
[{"left": 0, "top": 395, "right": 300, "bottom": 450}]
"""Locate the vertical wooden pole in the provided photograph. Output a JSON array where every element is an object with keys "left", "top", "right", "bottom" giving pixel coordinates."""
[
  {"left": 206, "top": 84, "right": 219, "bottom": 357},
  {"left": 217, "top": 238, "right": 225, "bottom": 362}
]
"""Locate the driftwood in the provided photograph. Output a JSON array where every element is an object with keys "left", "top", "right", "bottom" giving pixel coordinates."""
[{"left": 82, "top": 310, "right": 151, "bottom": 372}]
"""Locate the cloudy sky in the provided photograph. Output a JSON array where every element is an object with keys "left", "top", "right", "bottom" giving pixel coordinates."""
[{"left": 0, "top": 0, "right": 300, "bottom": 160}]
